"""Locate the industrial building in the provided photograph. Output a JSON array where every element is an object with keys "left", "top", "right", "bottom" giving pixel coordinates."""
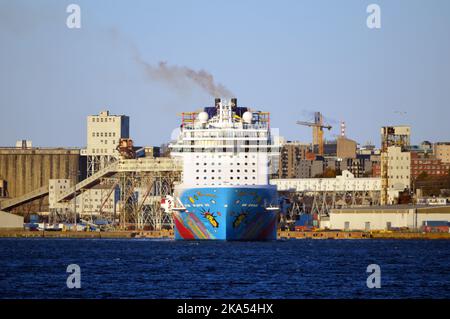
[
  {"left": 408, "top": 141, "right": 433, "bottom": 156},
  {"left": 324, "top": 205, "right": 450, "bottom": 231},
  {"left": 299, "top": 156, "right": 376, "bottom": 178},
  {"left": 336, "top": 137, "right": 357, "bottom": 159},
  {"left": 340, "top": 157, "right": 372, "bottom": 177},
  {"left": 273, "top": 170, "right": 382, "bottom": 221},
  {"left": 434, "top": 142, "right": 450, "bottom": 164},
  {"left": 48, "top": 179, "right": 118, "bottom": 225},
  {"left": 297, "top": 159, "right": 324, "bottom": 178},
  {"left": 323, "top": 137, "right": 357, "bottom": 159},
  {"left": 357, "top": 142, "right": 379, "bottom": 156},
  {"left": 272, "top": 170, "right": 380, "bottom": 193},
  {"left": 0, "top": 180, "right": 6, "bottom": 197},
  {"left": 85, "top": 110, "right": 130, "bottom": 176},
  {"left": 278, "top": 141, "right": 309, "bottom": 178},
  {"left": 411, "top": 152, "right": 450, "bottom": 180},
  {"left": 383, "top": 146, "right": 411, "bottom": 195},
  {"left": 142, "top": 146, "right": 161, "bottom": 158},
  {"left": 0, "top": 145, "right": 86, "bottom": 215},
  {"left": 49, "top": 179, "right": 117, "bottom": 215},
  {"left": 380, "top": 126, "right": 411, "bottom": 204},
  {"left": 0, "top": 110, "right": 172, "bottom": 229},
  {"left": 0, "top": 211, "right": 24, "bottom": 229},
  {"left": 0, "top": 146, "right": 85, "bottom": 199}
]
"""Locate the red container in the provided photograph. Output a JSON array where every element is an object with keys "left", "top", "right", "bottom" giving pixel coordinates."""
[{"left": 423, "top": 225, "right": 449, "bottom": 233}]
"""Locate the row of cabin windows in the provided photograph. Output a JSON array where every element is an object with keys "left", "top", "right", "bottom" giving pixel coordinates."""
[
  {"left": 189, "top": 141, "right": 268, "bottom": 146},
  {"left": 196, "top": 176, "right": 256, "bottom": 180},
  {"left": 174, "top": 148, "right": 272, "bottom": 153},
  {"left": 196, "top": 155, "right": 256, "bottom": 159},
  {"left": 196, "top": 169, "right": 256, "bottom": 173},
  {"left": 187, "top": 132, "right": 267, "bottom": 138},
  {"left": 196, "top": 183, "right": 257, "bottom": 186},
  {"left": 196, "top": 162, "right": 256, "bottom": 166}
]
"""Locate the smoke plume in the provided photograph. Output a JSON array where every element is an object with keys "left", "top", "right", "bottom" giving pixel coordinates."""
[{"left": 133, "top": 52, "right": 234, "bottom": 98}]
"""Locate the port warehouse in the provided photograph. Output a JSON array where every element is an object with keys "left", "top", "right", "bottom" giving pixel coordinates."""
[
  {"left": 0, "top": 147, "right": 86, "bottom": 215},
  {"left": 322, "top": 205, "right": 450, "bottom": 231}
]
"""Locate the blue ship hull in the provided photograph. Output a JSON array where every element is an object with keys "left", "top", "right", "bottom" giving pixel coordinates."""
[{"left": 174, "top": 186, "right": 278, "bottom": 240}]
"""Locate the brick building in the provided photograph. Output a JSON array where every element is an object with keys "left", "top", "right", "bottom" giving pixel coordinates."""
[{"left": 411, "top": 152, "right": 450, "bottom": 180}]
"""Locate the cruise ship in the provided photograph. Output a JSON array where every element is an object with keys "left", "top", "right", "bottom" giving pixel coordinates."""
[{"left": 169, "top": 98, "right": 281, "bottom": 240}]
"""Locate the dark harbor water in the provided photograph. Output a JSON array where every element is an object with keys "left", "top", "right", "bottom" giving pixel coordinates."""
[{"left": 0, "top": 238, "right": 449, "bottom": 299}]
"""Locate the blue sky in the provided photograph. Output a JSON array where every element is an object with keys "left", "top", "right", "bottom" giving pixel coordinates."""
[{"left": 1, "top": 0, "right": 449, "bottom": 147}]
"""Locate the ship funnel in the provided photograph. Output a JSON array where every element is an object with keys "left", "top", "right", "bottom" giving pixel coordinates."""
[
  {"left": 215, "top": 98, "right": 221, "bottom": 109},
  {"left": 231, "top": 98, "right": 237, "bottom": 110}
]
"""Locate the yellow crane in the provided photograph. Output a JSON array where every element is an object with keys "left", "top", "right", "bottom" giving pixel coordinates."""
[{"left": 296, "top": 112, "right": 332, "bottom": 156}]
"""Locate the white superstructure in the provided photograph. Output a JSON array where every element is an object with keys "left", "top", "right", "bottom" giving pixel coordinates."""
[{"left": 169, "top": 98, "right": 281, "bottom": 187}]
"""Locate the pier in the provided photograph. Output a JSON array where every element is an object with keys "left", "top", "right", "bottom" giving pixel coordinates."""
[{"left": 1, "top": 229, "right": 449, "bottom": 240}]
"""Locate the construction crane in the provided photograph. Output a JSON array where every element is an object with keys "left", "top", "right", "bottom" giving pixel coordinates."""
[{"left": 296, "top": 112, "right": 332, "bottom": 156}]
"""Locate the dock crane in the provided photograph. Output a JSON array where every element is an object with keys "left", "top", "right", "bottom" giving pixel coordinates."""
[{"left": 296, "top": 112, "right": 332, "bottom": 156}]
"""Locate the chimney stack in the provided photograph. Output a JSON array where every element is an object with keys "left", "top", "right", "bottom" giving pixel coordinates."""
[
  {"left": 215, "top": 98, "right": 221, "bottom": 109},
  {"left": 231, "top": 98, "right": 237, "bottom": 110}
]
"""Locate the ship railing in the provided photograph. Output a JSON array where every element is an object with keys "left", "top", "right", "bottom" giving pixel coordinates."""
[{"left": 181, "top": 123, "right": 269, "bottom": 130}]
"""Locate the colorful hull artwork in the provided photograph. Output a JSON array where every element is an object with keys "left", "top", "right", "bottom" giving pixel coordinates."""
[{"left": 174, "top": 186, "right": 278, "bottom": 240}]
